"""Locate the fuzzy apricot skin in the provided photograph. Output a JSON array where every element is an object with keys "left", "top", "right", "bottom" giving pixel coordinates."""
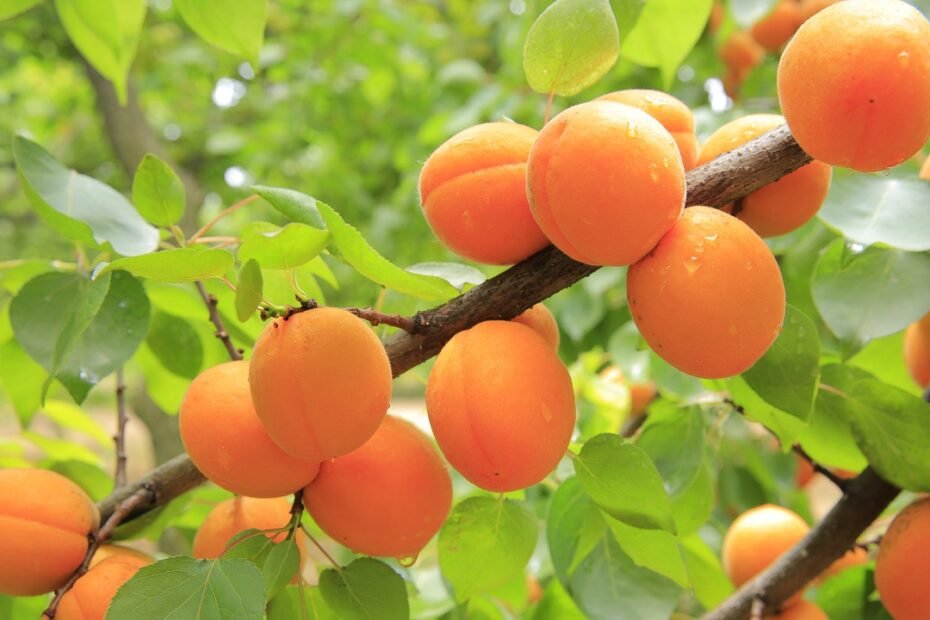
[
  {"left": 192, "top": 496, "right": 299, "bottom": 559},
  {"left": 778, "top": 0, "right": 930, "bottom": 172},
  {"left": 88, "top": 544, "right": 154, "bottom": 569},
  {"left": 751, "top": 0, "right": 802, "bottom": 52},
  {"left": 426, "top": 321, "right": 576, "bottom": 492},
  {"left": 698, "top": 114, "right": 832, "bottom": 237},
  {"left": 876, "top": 497, "right": 930, "bottom": 619},
  {"left": 596, "top": 90, "right": 698, "bottom": 170},
  {"left": 904, "top": 312, "right": 930, "bottom": 388},
  {"left": 249, "top": 307, "right": 392, "bottom": 461},
  {"left": 181, "top": 361, "right": 320, "bottom": 497},
  {"left": 526, "top": 101, "right": 685, "bottom": 267},
  {"left": 722, "top": 504, "right": 810, "bottom": 591},
  {"left": 418, "top": 122, "right": 549, "bottom": 265},
  {"left": 304, "top": 416, "right": 452, "bottom": 559},
  {"left": 775, "top": 600, "right": 828, "bottom": 620},
  {"left": 627, "top": 207, "right": 785, "bottom": 379},
  {"left": 56, "top": 555, "right": 152, "bottom": 620},
  {"left": 0, "top": 468, "right": 100, "bottom": 596},
  {"left": 512, "top": 303, "right": 560, "bottom": 351}
]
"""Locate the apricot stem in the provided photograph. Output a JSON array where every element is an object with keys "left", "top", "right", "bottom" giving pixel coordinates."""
[
  {"left": 793, "top": 445, "right": 848, "bottom": 491},
  {"left": 346, "top": 307, "right": 416, "bottom": 333},
  {"left": 189, "top": 194, "right": 260, "bottom": 243}
]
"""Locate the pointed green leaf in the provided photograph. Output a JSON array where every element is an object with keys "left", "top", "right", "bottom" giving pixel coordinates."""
[
  {"left": 607, "top": 517, "right": 688, "bottom": 587},
  {"left": 175, "top": 0, "right": 266, "bottom": 64},
  {"left": 547, "top": 477, "right": 607, "bottom": 586},
  {"left": 680, "top": 534, "right": 734, "bottom": 609},
  {"left": 800, "top": 387, "right": 869, "bottom": 472},
  {"left": 268, "top": 586, "right": 337, "bottom": 620},
  {"left": 319, "top": 558, "right": 408, "bottom": 620},
  {"left": 0, "top": 339, "right": 45, "bottom": 426},
  {"left": 724, "top": 374, "right": 806, "bottom": 447},
  {"left": 235, "top": 259, "right": 263, "bottom": 322},
  {"left": 262, "top": 539, "right": 300, "bottom": 601},
  {"left": 237, "top": 222, "right": 329, "bottom": 270},
  {"left": 98, "top": 248, "right": 234, "bottom": 282},
  {"left": 406, "top": 261, "right": 486, "bottom": 292},
  {"left": 145, "top": 311, "right": 203, "bottom": 379},
  {"left": 132, "top": 154, "right": 186, "bottom": 227},
  {"left": 253, "top": 185, "right": 325, "bottom": 229}
]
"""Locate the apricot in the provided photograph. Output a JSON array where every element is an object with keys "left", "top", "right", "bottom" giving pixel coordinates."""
[
  {"left": 418, "top": 122, "right": 549, "bottom": 265},
  {"left": 719, "top": 31, "right": 764, "bottom": 77},
  {"left": 751, "top": 0, "right": 802, "bottom": 52},
  {"left": 798, "top": 0, "right": 838, "bottom": 22},
  {"left": 596, "top": 89, "right": 698, "bottom": 169},
  {"left": 249, "top": 307, "right": 392, "bottom": 461},
  {"left": 627, "top": 207, "right": 786, "bottom": 379},
  {"left": 512, "top": 303, "right": 560, "bottom": 351},
  {"left": 304, "top": 415, "right": 451, "bottom": 559},
  {"left": 181, "top": 360, "right": 320, "bottom": 497},
  {"left": 526, "top": 101, "right": 685, "bottom": 266},
  {"left": 775, "top": 600, "right": 828, "bottom": 620},
  {"left": 0, "top": 468, "right": 100, "bottom": 596},
  {"left": 426, "top": 321, "right": 576, "bottom": 492},
  {"left": 876, "top": 496, "right": 930, "bottom": 619},
  {"left": 821, "top": 546, "right": 869, "bottom": 580},
  {"left": 697, "top": 114, "right": 832, "bottom": 237},
  {"left": 722, "top": 504, "right": 810, "bottom": 590},
  {"left": 794, "top": 454, "right": 815, "bottom": 488},
  {"left": 56, "top": 555, "right": 151, "bottom": 620},
  {"left": 192, "top": 495, "right": 299, "bottom": 559},
  {"left": 88, "top": 544, "right": 153, "bottom": 569},
  {"left": 778, "top": 0, "right": 930, "bottom": 171},
  {"left": 904, "top": 312, "right": 930, "bottom": 388}
]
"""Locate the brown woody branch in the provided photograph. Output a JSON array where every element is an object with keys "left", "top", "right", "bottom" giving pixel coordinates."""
[
  {"left": 194, "top": 282, "right": 243, "bottom": 362},
  {"left": 114, "top": 368, "right": 128, "bottom": 488}
]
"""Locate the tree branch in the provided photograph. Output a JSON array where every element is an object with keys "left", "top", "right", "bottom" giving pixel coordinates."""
[
  {"left": 114, "top": 367, "right": 128, "bottom": 488},
  {"left": 195, "top": 282, "right": 243, "bottom": 362}
]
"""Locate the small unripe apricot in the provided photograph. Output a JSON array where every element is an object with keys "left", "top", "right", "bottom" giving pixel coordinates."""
[
  {"left": 627, "top": 207, "right": 785, "bottom": 379},
  {"left": 512, "top": 303, "right": 560, "bottom": 351},
  {"left": 778, "top": 0, "right": 930, "bottom": 171},
  {"left": 89, "top": 544, "right": 154, "bottom": 569},
  {"left": 426, "top": 321, "right": 576, "bottom": 492},
  {"left": 723, "top": 504, "right": 810, "bottom": 590},
  {"left": 876, "top": 497, "right": 930, "bottom": 619},
  {"left": 56, "top": 555, "right": 152, "bottom": 620},
  {"left": 250, "top": 307, "right": 392, "bottom": 462},
  {"left": 304, "top": 415, "right": 452, "bottom": 560},
  {"left": 750, "top": 0, "right": 802, "bottom": 52},
  {"left": 192, "top": 495, "right": 299, "bottom": 559},
  {"left": 698, "top": 114, "right": 832, "bottom": 237},
  {"left": 418, "top": 122, "right": 549, "bottom": 265},
  {"left": 904, "top": 312, "right": 930, "bottom": 388},
  {"left": 527, "top": 101, "right": 685, "bottom": 266},
  {"left": 776, "top": 600, "right": 828, "bottom": 620},
  {"left": 0, "top": 468, "right": 100, "bottom": 596},
  {"left": 181, "top": 361, "right": 320, "bottom": 497}
]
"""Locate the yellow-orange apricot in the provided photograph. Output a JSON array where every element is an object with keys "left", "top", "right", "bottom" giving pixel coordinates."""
[
  {"left": 723, "top": 504, "right": 810, "bottom": 591},
  {"left": 709, "top": 1, "right": 725, "bottom": 34},
  {"left": 778, "top": 0, "right": 930, "bottom": 171},
  {"left": 527, "top": 101, "right": 685, "bottom": 266},
  {"left": 193, "top": 495, "right": 302, "bottom": 559},
  {"left": 876, "top": 497, "right": 930, "bottom": 619},
  {"left": 426, "top": 321, "right": 576, "bottom": 492},
  {"left": 798, "top": 0, "right": 838, "bottom": 22},
  {"left": 821, "top": 546, "right": 869, "bottom": 580},
  {"left": 250, "top": 307, "right": 392, "bottom": 461},
  {"left": 627, "top": 207, "right": 785, "bottom": 379},
  {"left": 794, "top": 454, "right": 815, "bottom": 488},
  {"left": 0, "top": 468, "right": 100, "bottom": 596},
  {"left": 751, "top": 0, "right": 802, "bottom": 52},
  {"left": 597, "top": 89, "right": 698, "bottom": 169},
  {"left": 418, "top": 122, "right": 549, "bottom": 265},
  {"left": 920, "top": 155, "right": 930, "bottom": 180},
  {"left": 512, "top": 303, "right": 560, "bottom": 351},
  {"left": 904, "top": 312, "right": 930, "bottom": 388},
  {"left": 56, "top": 555, "right": 151, "bottom": 620},
  {"left": 698, "top": 114, "right": 832, "bottom": 237},
  {"left": 88, "top": 544, "right": 154, "bottom": 569},
  {"left": 304, "top": 415, "right": 451, "bottom": 559},
  {"left": 181, "top": 361, "right": 320, "bottom": 497},
  {"left": 776, "top": 600, "right": 828, "bottom": 620},
  {"left": 719, "top": 31, "right": 765, "bottom": 76}
]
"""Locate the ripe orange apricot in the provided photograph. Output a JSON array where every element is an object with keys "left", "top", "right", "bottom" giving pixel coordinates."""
[
  {"left": 794, "top": 454, "right": 815, "bottom": 488},
  {"left": 723, "top": 504, "right": 810, "bottom": 590},
  {"left": 596, "top": 89, "right": 698, "bottom": 169},
  {"left": 304, "top": 415, "right": 452, "bottom": 559},
  {"left": 697, "top": 114, "right": 832, "bottom": 237},
  {"left": 627, "top": 207, "right": 786, "bottom": 379},
  {"left": 418, "top": 122, "right": 549, "bottom": 265},
  {"left": 426, "top": 321, "right": 576, "bottom": 491},
  {"left": 89, "top": 544, "right": 154, "bottom": 569},
  {"left": 775, "top": 600, "right": 828, "bottom": 620},
  {"left": 181, "top": 360, "right": 320, "bottom": 497},
  {"left": 904, "top": 312, "right": 930, "bottom": 388},
  {"left": 56, "top": 555, "right": 151, "bottom": 620},
  {"left": 778, "top": 0, "right": 930, "bottom": 171},
  {"left": 751, "top": 0, "right": 802, "bottom": 52},
  {"left": 719, "top": 31, "right": 765, "bottom": 78},
  {"left": 249, "top": 307, "right": 392, "bottom": 462},
  {"left": 512, "top": 303, "right": 560, "bottom": 351},
  {"left": 192, "top": 495, "right": 301, "bottom": 559},
  {"left": 526, "top": 100, "right": 685, "bottom": 266},
  {"left": 0, "top": 468, "right": 100, "bottom": 596},
  {"left": 876, "top": 497, "right": 930, "bottom": 619}
]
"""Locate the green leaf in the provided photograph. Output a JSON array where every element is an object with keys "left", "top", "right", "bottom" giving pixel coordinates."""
[
  {"left": 98, "top": 248, "right": 234, "bottom": 282},
  {"left": 106, "top": 556, "right": 266, "bottom": 619},
  {"left": 145, "top": 311, "right": 203, "bottom": 379},
  {"left": 819, "top": 174, "right": 930, "bottom": 252},
  {"left": 253, "top": 185, "right": 325, "bottom": 229},
  {"left": 620, "top": 0, "right": 714, "bottom": 87},
  {"left": 132, "top": 154, "right": 186, "bottom": 227},
  {"left": 237, "top": 222, "right": 329, "bottom": 270},
  {"left": 800, "top": 387, "right": 869, "bottom": 472},
  {"left": 175, "top": 0, "right": 266, "bottom": 64},
  {"left": 10, "top": 271, "right": 150, "bottom": 403},
  {"left": 235, "top": 259, "right": 263, "bottom": 322},
  {"left": 813, "top": 240, "right": 930, "bottom": 350},
  {"left": 262, "top": 540, "right": 300, "bottom": 602},
  {"left": 268, "top": 586, "right": 338, "bottom": 620},
  {"left": 317, "top": 202, "right": 458, "bottom": 302},
  {"left": 532, "top": 578, "right": 587, "bottom": 620},
  {"left": 439, "top": 497, "right": 537, "bottom": 601},
  {"left": 742, "top": 305, "right": 821, "bottom": 421},
  {"left": 13, "top": 136, "right": 159, "bottom": 256},
  {"left": 48, "top": 460, "right": 114, "bottom": 501},
  {"left": 547, "top": 477, "right": 607, "bottom": 586},
  {"left": 609, "top": 0, "right": 647, "bottom": 35},
  {"left": 0, "top": 0, "right": 43, "bottom": 20},
  {"left": 523, "top": 0, "right": 620, "bottom": 96},
  {"left": 573, "top": 433, "right": 676, "bottom": 532},
  {"left": 54, "top": 0, "right": 145, "bottom": 103},
  {"left": 816, "top": 565, "right": 887, "bottom": 620},
  {"left": 820, "top": 364, "right": 930, "bottom": 492},
  {"left": 0, "top": 339, "right": 45, "bottom": 425},
  {"left": 319, "top": 558, "right": 408, "bottom": 620},
  {"left": 724, "top": 375, "right": 806, "bottom": 447},
  {"left": 41, "top": 400, "right": 112, "bottom": 448},
  {"left": 679, "top": 534, "right": 734, "bottom": 609},
  {"left": 607, "top": 518, "right": 688, "bottom": 587},
  {"left": 406, "top": 261, "right": 486, "bottom": 292}
]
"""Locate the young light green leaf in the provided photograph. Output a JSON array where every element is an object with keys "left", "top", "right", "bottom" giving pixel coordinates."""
[
  {"left": 547, "top": 477, "right": 608, "bottom": 586},
  {"left": 48, "top": 460, "right": 114, "bottom": 501},
  {"left": 318, "top": 558, "right": 408, "bottom": 620},
  {"left": 439, "top": 496, "right": 538, "bottom": 601},
  {"left": 235, "top": 259, "right": 263, "bottom": 322},
  {"left": 106, "top": 556, "right": 266, "bottom": 619},
  {"left": 133, "top": 154, "right": 186, "bottom": 227},
  {"left": 532, "top": 578, "right": 587, "bottom": 620},
  {"left": 406, "top": 261, "right": 486, "bottom": 292},
  {"left": 0, "top": 339, "right": 45, "bottom": 426},
  {"left": 610, "top": 0, "right": 647, "bottom": 34},
  {"left": 98, "top": 248, "right": 234, "bottom": 282},
  {"left": 524, "top": 0, "right": 619, "bottom": 97},
  {"left": 724, "top": 375, "right": 806, "bottom": 448},
  {"left": 0, "top": 0, "right": 43, "bottom": 20},
  {"left": 41, "top": 400, "right": 113, "bottom": 449},
  {"left": 800, "top": 387, "right": 869, "bottom": 472},
  {"left": 253, "top": 185, "right": 325, "bottom": 229},
  {"left": 607, "top": 518, "right": 689, "bottom": 587},
  {"left": 680, "top": 534, "right": 734, "bottom": 609},
  {"left": 145, "top": 311, "right": 203, "bottom": 379},
  {"left": 175, "top": 0, "right": 266, "bottom": 64},
  {"left": 573, "top": 433, "right": 676, "bottom": 532},
  {"left": 237, "top": 222, "right": 329, "bottom": 270},
  {"left": 13, "top": 136, "right": 159, "bottom": 256},
  {"left": 54, "top": 0, "right": 146, "bottom": 103}
]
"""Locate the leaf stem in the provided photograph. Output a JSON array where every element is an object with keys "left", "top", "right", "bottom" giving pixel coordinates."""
[{"left": 189, "top": 194, "right": 259, "bottom": 243}]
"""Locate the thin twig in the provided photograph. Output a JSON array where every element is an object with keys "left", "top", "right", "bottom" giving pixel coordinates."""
[
  {"left": 194, "top": 282, "right": 243, "bottom": 361},
  {"left": 793, "top": 445, "right": 848, "bottom": 491},
  {"left": 114, "top": 368, "right": 128, "bottom": 488},
  {"left": 189, "top": 194, "right": 259, "bottom": 243},
  {"left": 346, "top": 307, "right": 416, "bottom": 332}
]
